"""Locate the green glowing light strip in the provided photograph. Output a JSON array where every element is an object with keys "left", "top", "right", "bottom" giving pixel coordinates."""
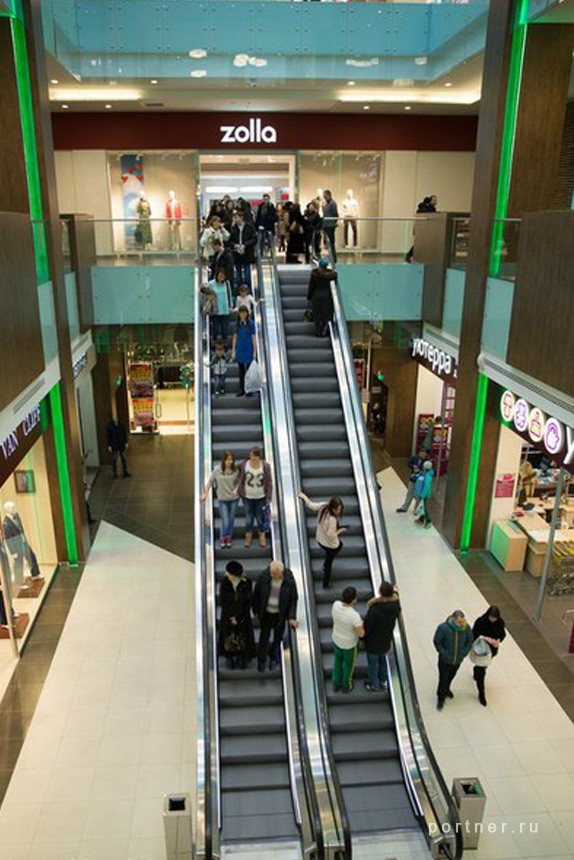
[
  {"left": 11, "top": 16, "right": 49, "bottom": 283},
  {"left": 490, "top": 0, "right": 529, "bottom": 278},
  {"left": 50, "top": 385, "right": 78, "bottom": 565},
  {"left": 460, "top": 1, "right": 529, "bottom": 551}
]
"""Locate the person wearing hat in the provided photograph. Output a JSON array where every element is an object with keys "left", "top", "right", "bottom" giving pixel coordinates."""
[
  {"left": 306, "top": 257, "right": 338, "bottom": 338},
  {"left": 414, "top": 459, "right": 434, "bottom": 528},
  {"left": 218, "top": 560, "right": 255, "bottom": 669}
]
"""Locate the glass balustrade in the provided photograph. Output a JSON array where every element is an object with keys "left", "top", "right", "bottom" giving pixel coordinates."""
[{"left": 90, "top": 218, "right": 199, "bottom": 264}]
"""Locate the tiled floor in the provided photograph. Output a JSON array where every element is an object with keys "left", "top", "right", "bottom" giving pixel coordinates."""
[
  {"left": 0, "top": 522, "right": 195, "bottom": 860},
  {"left": 378, "top": 466, "right": 574, "bottom": 860},
  {"left": 0, "top": 566, "right": 82, "bottom": 805},
  {"left": 89, "top": 435, "right": 194, "bottom": 561}
]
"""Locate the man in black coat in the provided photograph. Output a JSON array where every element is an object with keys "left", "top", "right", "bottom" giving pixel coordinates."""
[
  {"left": 208, "top": 239, "right": 235, "bottom": 285},
  {"left": 363, "top": 582, "right": 401, "bottom": 692},
  {"left": 107, "top": 419, "right": 130, "bottom": 478},
  {"left": 229, "top": 210, "right": 256, "bottom": 291},
  {"left": 252, "top": 560, "right": 298, "bottom": 672}
]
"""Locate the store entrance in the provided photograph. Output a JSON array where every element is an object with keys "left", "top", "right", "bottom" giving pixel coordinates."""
[{"left": 198, "top": 152, "right": 295, "bottom": 221}]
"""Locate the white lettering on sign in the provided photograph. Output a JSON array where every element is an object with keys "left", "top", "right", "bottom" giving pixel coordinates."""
[
  {"left": 22, "top": 405, "right": 41, "bottom": 437},
  {"left": 411, "top": 337, "right": 457, "bottom": 378},
  {"left": 500, "top": 388, "right": 574, "bottom": 469},
  {"left": 220, "top": 117, "right": 278, "bottom": 144},
  {"left": 0, "top": 405, "right": 41, "bottom": 463},
  {"left": 0, "top": 432, "right": 18, "bottom": 460}
]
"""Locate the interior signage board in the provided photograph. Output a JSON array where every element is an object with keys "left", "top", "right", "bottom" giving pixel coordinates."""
[
  {"left": 220, "top": 118, "right": 277, "bottom": 145},
  {"left": 499, "top": 387, "right": 574, "bottom": 475},
  {"left": 411, "top": 337, "right": 458, "bottom": 384},
  {"left": 0, "top": 404, "right": 43, "bottom": 487}
]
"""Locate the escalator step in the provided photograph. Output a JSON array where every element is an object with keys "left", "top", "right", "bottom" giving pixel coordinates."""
[
  {"left": 219, "top": 704, "right": 285, "bottom": 734},
  {"left": 296, "top": 425, "right": 348, "bottom": 442},
  {"left": 294, "top": 408, "right": 344, "bottom": 424},
  {"left": 300, "top": 459, "right": 353, "bottom": 478},
  {"left": 346, "top": 807, "right": 416, "bottom": 834},
  {"left": 299, "top": 474, "right": 357, "bottom": 492},
  {"left": 336, "top": 758, "right": 404, "bottom": 787},
  {"left": 293, "top": 393, "right": 342, "bottom": 409},
  {"left": 331, "top": 730, "right": 399, "bottom": 760},
  {"left": 328, "top": 702, "right": 395, "bottom": 733},
  {"left": 220, "top": 732, "right": 287, "bottom": 764},
  {"left": 222, "top": 785, "right": 295, "bottom": 818},
  {"left": 222, "top": 762, "right": 291, "bottom": 790},
  {"left": 291, "top": 378, "right": 339, "bottom": 393}
]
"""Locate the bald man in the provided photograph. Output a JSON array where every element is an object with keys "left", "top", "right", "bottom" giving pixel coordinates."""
[{"left": 252, "top": 560, "right": 298, "bottom": 672}]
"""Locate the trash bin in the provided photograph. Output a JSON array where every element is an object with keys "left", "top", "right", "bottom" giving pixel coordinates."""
[
  {"left": 163, "top": 794, "right": 193, "bottom": 860},
  {"left": 452, "top": 777, "right": 486, "bottom": 850}
]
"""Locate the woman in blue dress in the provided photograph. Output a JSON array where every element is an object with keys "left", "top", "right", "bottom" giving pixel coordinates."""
[{"left": 231, "top": 305, "right": 257, "bottom": 397}]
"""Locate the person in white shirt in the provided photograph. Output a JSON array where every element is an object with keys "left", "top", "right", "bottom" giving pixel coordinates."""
[
  {"left": 331, "top": 586, "right": 364, "bottom": 693},
  {"left": 234, "top": 284, "right": 257, "bottom": 318},
  {"left": 297, "top": 492, "right": 347, "bottom": 587}
]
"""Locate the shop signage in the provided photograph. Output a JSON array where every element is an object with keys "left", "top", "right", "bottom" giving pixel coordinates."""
[
  {"left": 411, "top": 337, "right": 458, "bottom": 382},
  {"left": 499, "top": 388, "right": 574, "bottom": 474},
  {"left": 0, "top": 404, "right": 43, "bottom": 486},
  {"left": 73, "top": 352, "right": 88, "bottom": 380},
  {"left": 220, "top": 118, "right": 277, "bottom": 144}
]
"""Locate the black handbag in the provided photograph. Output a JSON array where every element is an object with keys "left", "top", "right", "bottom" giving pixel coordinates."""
[
  {"left": 224, "top": 631, "right": 246, "bottom": 654},
  {"left": 303, "top": 302, "right": 313, "bottom": 323}
]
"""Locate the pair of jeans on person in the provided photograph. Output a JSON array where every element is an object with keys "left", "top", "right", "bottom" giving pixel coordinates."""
[
  {"left": 243, "top": 496, "right": 265, "bottom": 534},
  {"left": 332, "top": 644, "right": 356, "bottom": 692},
  {"left": 258, "top": 611, "right": 284, "bottom": 665},
  {"left": 319, "top": 541, "right": 342, "bottom": 587},
  {"left": 211, "top": 314, "right": 229, "bottom": 342},
  {"left": 397, "top": 482, "right": 416, "bottom": 512},
  {"left": 234, "top": 261, "right": 252, "bottom": 290},
  {"left": 213, "top": 373, "right": 226, "bottom": 395},
  {"left": 366, "top": 652, "right": 388, "bottom": 690},
  {"left": 219, "top": 498, "right": 239, "bottom": 541}
]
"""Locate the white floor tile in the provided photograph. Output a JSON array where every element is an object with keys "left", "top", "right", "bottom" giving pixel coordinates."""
[
  {"left": 46, "top": 766, "right": 95, "bottom": 802},
  {"left": 128, "top": 835, "right": 167, "bottom": 860},
  {"left": 91, "top": 764, "right": 139, "bottom": 800},
  {"left": 78, "top": 839, "right": 131, "bottom": 860},
  {"left": 34, "top": 800, "right": 88, "bottom": 842},
  {"left": 130, "top": 798, "right": 166, "bottom": 839},
  {"left": 28, "top": 842, "right": 79, "bottom": 860},
  {"left": 82, "top": 799, "right": 134, "bottom": 841}
]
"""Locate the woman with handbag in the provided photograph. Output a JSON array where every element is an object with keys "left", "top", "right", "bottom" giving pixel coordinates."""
[
  {"left": 218, "top": 560, "right": 255, "bottom": 669},
  {"left": 231, "top": 305, "right": 257, "bottom": 397},
  {"left": 471, "top": 605, "right": 506, "bottom": 706}
]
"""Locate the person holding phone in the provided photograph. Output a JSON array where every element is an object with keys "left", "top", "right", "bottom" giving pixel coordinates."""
[{"left": 297, "top": 492, "right": 347, "bottom": 588}]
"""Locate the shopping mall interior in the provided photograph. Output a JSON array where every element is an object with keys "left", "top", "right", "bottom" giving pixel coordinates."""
[{"left": 0, "top": 0, "right": 574, "bottom": 858}]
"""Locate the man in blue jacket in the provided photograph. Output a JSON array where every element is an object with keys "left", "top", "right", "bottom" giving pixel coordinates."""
[{"left": 433, "top": 610, "right": 473, "bottom": 710}]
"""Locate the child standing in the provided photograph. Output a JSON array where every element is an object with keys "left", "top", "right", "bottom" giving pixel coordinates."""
[
  {"left": 234, "top": 284, "right": 257, "bottom": 318},
  {"left": 208, "top": 339, "right": 230, "bottom": 397}
]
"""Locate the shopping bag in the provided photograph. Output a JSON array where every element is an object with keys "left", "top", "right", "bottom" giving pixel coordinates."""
[
  {"left": 245, "top": 360, "right": 262, "bottom": 394},
  {"left": 468, "top": 636, "right": 492, "bottom": 667}
]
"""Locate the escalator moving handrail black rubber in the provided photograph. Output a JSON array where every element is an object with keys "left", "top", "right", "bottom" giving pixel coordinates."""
[
  {"left": 266, "top": 246, "right": 352, "bottom": 859},
  {"left": 328, "top": 275, "right": 463, "bottom": 860},
  {"left": 256, "top": 248, "right": 325, "bottom": 856}
]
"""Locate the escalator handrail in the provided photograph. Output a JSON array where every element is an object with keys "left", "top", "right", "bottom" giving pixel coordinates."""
[
  {"left": 263, "top": 250, "right": 352, "bottom": 858},
  {"left": 328, "top": 276, "right": 463, "bottom": 859},
  {"left": 194, "top": 276, "right": 220, "bottom": 860}
]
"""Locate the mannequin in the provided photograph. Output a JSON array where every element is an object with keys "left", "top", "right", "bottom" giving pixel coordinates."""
[
  {"left": 166, "top": 189, "right": 183, "bottom": 251},
  {"left": 315, "top": 187, "right": 324, "bottom": 217},
  {"left": 136, "top": 191, "right": 153, "bottom": 249},
  {"left": 341, "top": 188, "right": 359, "bottom": 247},
  {"left": 0, "top": 523, "right": 14, "bottom": 626},
  {"left": 2, "top": 501, "right": 40, "bottom": 589}
]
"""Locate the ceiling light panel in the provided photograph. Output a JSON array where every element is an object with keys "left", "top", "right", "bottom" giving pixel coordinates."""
[{"left": 50, "top": 88, "right": 142, "bottom": 101}]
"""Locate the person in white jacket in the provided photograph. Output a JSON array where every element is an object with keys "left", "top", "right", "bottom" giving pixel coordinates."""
[
  {"left": 297, "top": 492, "right": 348, "bottom": 588},
  {"left": 200, "top": 215, "right": 230, "bottom": 260}
]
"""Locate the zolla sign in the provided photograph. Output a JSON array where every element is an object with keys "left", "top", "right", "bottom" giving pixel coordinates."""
[{"left": 500, "top": 389, "right": 574, "bottom": 473}]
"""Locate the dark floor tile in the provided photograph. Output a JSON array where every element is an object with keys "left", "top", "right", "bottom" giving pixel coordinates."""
[
  {"left": 0, "top": 768, "right": 14, "bottom": 801},
  {"left": 28, "top": 623, "right": 66, "bottom": 645},
  {"left": 530, "top": 661, "right": 574, "bottom": 685},
  {"left": 0, "top": 711, "right": 31, "bottom": 740},
  {"left": 0, "top": 741, "right": 21, "bottom": 771},
  {"left": 8, "top": 661, "right": 50, "bottom": 685},
  {"left": 18, "top": 642, "right": 57, "bottom": 663},
  {"left": 0, "top": 683, "right": 44, "bottom": 713}
]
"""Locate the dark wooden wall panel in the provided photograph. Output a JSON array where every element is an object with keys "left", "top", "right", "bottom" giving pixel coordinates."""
[
  {"left": 0, "top": 21, "right": 29, "bottom": 212},
  {"left": 508, "top": 24, "right": 574, "bottom": 216},
  {"left": 63, "top": 214, "right": 96, "bottom": 330},
  {"left": 372, "top": 343, "right": 418, "bottom": 459},
  {"left": 507, "top": 210, "right": 574, "bottom": 398},
  {"left": 415, "top": 214, "right": 450, "bottom": 328},
  {"left": 0, "top": 213, "right": 45, "bottom": 411}
]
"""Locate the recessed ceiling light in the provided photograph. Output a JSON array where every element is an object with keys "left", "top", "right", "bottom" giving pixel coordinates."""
[
  {"left": 150, "top": 79, "right": 158, "bottom": 84},
  {"left": 109, "top": 80, "right": 117, "bottom": 86},
  {"left": 363, "top": 105, "right": 370, "bottom": 110},
  {"left": 51, "top": 88, "right": 142, "bottom": 101},
  {"left": 50, "top": 78, "right": 59, "bottom": 85},
  {"left": 61, "top": 104, "right": 69, "bottom": 109},
  {"left": 189, "top": 48, "right": 207, "bottom": 59},
  {"left": 393, "top": 78, "right": 414, "bottom": 87},
  {"left": 105, "top": 104, "right": 112, "bottom": 109},
  {"left": 190, "top": 70, "right": 207, "bottom": 78},
  {"left": 233, "top": 57, "right": 248, "bottom": 68},
  {"left": 404, "top": 105, "right": 411, "bottom": 111},
  {"left": 347, "top": 81, "right": 356, "bottom": 86},
  {"left": 251, "top": 58, "right": 268, "bottom": 68},
  {"left": 414, "top": 57, "right": 427, "bottom": 66},
  {"left": 444, "top": 82, "right": 453, "bottom": 87}
]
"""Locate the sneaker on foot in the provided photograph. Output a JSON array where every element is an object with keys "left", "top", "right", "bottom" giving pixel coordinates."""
[
  {"left": 446, "top": 690, "right": 454, "bottom": 699},
  {"left": 396, "top": 508, "right": 407, "bottom": 513},
  {"left": 364, "top": 682, "right": 381, "bottom": 693},
  {"left": 437, "top": 699, "right": 444, "bottom": 711}
]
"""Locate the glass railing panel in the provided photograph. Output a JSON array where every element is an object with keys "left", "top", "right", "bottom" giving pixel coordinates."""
[
  {"left": 91, "top": 218, "right": 199, "bottom": 265},
  {"left": 448, "top": 216, "right": 471, "bottom": 269},
  {"left": 60, "top": 218, "right": 72, "bottom": 272},
  {"left": 483, "top": 276, "right": 515, "bottom": 361},
  {"left": 491, "top": 218, "right": 521, "bottom": 281},
  {"left": 443, "top": 267, "right": 466, "bottom": 339},
  {"left": 38, "top": 281, "right": 58, "bottom": 365}
]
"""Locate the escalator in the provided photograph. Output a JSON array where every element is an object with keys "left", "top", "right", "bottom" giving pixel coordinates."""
[
  {"left": 277, "top": 263, "right": 417, "bottom": 835},
  {"left": 210, "top": 362, "right": 300, "bottom": 844}
]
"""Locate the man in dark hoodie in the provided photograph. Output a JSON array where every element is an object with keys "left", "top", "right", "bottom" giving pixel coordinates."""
[
  {"left": 363, "top": 581, "right": 401, "bottom": 692},
  {"left": 433, "top": 609, "right": 473, "bottom": 710}
]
